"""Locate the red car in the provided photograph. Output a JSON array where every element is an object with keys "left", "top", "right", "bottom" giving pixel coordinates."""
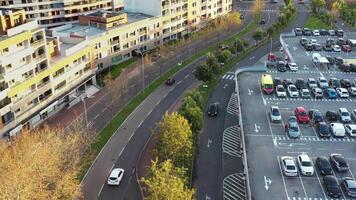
[
  {"left": 341, "top": 45, "right": 352, "bottom": 52},
  {"left": 294, "top": 107, "right": 310, "bottom": 123},
  {"left": 267, "top": 53, "right": 277, "bottom": 62}
]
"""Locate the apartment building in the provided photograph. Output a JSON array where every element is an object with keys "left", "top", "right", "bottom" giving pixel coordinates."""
[
  {"left": 0, "top": 0, "right": 124, "bottom": 28},
  {"left": 0, "top": 8, "right": 97, "bottom": 136}
]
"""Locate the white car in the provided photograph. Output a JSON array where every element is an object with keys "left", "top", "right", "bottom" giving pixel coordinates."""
[
  {"left": 336, "top": 88, "right": 349, "bottom": 98},
  {"left": 288, "top": 85, "right": 299, "bottom": 98},
  {"left": 348, "top": 87, "right": 356, "bottom": 96},
  {"left": 300, "top": 88, "right": 311, "bottom": 98},
  {"left": 318, "top": 77, "right": 328, "bottom": 89},
  {"left": 276, "top": 85, "right": 287, "bottom": 97},
  {"left": 345, "top": 124, "right": 356, "bottom": 137},
  {"left": 310, "top": 39, "right": 317, "bottom": 45},
  {"left": 288, "top": 62, "right": 298, "bottom": 71},
  {"left": 107, "top": 168, "right": 124, "bottom": 186},
  {"left": 332, "top": 44, "right": 341, "bottom": 52},
  {"left": 297, "top": 154, "right": 314, "bottom": 176},
  {"left": 352, "top": 109, "right": 356, "bottom": 121},
  {"left": 338, "top": 108, "right": 351, "bottom": 123},
  {"left": 313, "top": 30, "right": 320, "bottom": 36},
  {"left": 308, "top": 78, "right": 317, "bottom": 88},
  {"left": 281, "top": 156, "right": 298, "bottom": 177},
  {"left": 330, "top": 123, "right": 346, "bottom": 137},
  {"left": 270, "top": 106, "right": 282, "bottom": 122}
]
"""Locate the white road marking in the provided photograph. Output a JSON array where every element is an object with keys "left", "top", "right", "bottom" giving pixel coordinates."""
[
  {"left": 264, "top": 176, "right": 272, "bottom": 190},
  {"left": 265, "top": 110, "right": 275, "bottom": 144},
  {"left": 277, "top": 156, "right": 290, "bottom": 199},
  {"left": 184, "top": 74, "right": 189, "bottom": 79},
  {"left": 94, "top": 114, "right": 100, "bottom": 120},
  {"left": 313, "top": 161, "right": 327, "bottom": 199},
  {"left": 254, "top": 123, "right": 260, "bottom": 133},
  {"left": 297, "top": 172, "right": 308, "bottom": 199},
  {"left": 207, "top": 139, "right": 212, "bottom": 148},
  {"left": 98, "top": 184, "right": 105, "bottom": 197}
]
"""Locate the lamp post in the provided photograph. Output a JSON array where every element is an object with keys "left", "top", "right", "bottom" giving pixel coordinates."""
[
  {"left": 136, "top": 50, "right": 145, "bottom": 94},
  {"left": 74, "top": 94, "right": 94, "bottom": 132}
]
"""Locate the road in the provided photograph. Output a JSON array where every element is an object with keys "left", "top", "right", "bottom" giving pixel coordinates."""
[
  {"left": 82, "top": 1, "right": 255, "bottom": 199},
  {"left": 194, "top": 1, "right": 310, "bottom": 200}
]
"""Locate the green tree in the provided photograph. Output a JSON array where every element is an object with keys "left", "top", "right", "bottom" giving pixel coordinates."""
[
  {"left": 206, "top": 53, "right": 219, "bottom": 67},
  {"left": 234, "top": 38, "right": 245, "bottom": 52},
  {"left": 179, "top": 96, "right": 203, "bottom": 133},
  {"left": 156, "top": 112, "right": 193, "bottom": 167},
  {"left": 141, "top": 159, "right": 195, "bottom": 200},
  {"left": 195, "top": 62, "right": 213, "bottom": 82},
  {"left": 252, "top": 28, "right": 266, "bottom": 43},
  {"left": 311, "top": 0, "right": 326, "bottom": 13},
  {"left": 217, "top": 49, "right": 232, "bottom": 64},
  {"left": 186, "top": 90, "right": 204, "bottom": 109}
]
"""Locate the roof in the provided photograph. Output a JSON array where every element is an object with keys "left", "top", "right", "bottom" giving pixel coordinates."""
[
  {"left": 299, "top": 154, "right": 311, "bottom": 161},
  {"left": 54, "top": 25, "right": 106, "bottom": 38}
]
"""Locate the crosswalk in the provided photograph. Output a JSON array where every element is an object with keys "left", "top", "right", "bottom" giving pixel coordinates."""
[
  {"left": 223, "top": 125, "right": 242, "bottom": 157},
  {"left": 223, "top": 173, "right": 246, "bottom": 200},
  {"left": 266, "top": 70, "right": 356, "bottom": 74},
  {"left": 238, "top": 9, "right": 278, "bottom": 13},
  {"left": 274, "top": 135, "right": 356, "bottom": 143},
  {"left": 288, "top": 197, "right": 351, "bottom": 200},
  {"left": 222, "top": 74, "right": 235, "bottom": 80},
  {"left": 227, "top": 93, "right": 239, "bottom": 115},
  {"left": 265, "top": 97, "right": 356, "bottom": 102}
]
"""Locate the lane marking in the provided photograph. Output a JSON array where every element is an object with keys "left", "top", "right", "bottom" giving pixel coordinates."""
[
  {"left": 277, "top": 156, "right": 290, "bottom": 199},
  {"left": 313, "top": 162, "right": 327, "bottom": 199},
  {"left": 98, "top": 184, "right": 104, "bottom": 197},
  {"left": 297, "top": 170, "right": 308, "bottom": 199}
]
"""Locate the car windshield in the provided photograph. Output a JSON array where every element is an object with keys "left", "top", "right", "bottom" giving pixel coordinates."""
[
  {"left": 303, "top": 92, "right": 309, "bottom": 95},
  {"left": 290, "top": 126, "right": 299, "bottom": 131},
  {"left": 309, "top": 80, "right": 316, "bottom": 84},
  {"left": 342, "top": 112, "right": 349, "bottom": 116},
  {"left": 109, "top": 177, "right": 117, "bottom": 181},
  {"left": 277, "top": 87, "right": 285, "bottom": 92},
  {"left": 300, "top": 111, "right": 307, "bottom": 116},
  {"left": 320, "top": 79, "right": 326, "bottom": 83},
  {"left": 272, "top": 109, "right": 280, "bottom": 116},
  {"left": 302, "top": 161, "right": 312, "bottom": 166},
  {"left": 346, "top": 180, "right": 356, "bottom": 189},
  {"left": 329, "top": 90, "right": 336, "bottom": 94},
  {"left": 290, "top": 87, "right": 297, "bottom": 91},
  {"left": 286, "top": 165, "right": 296, "bottom": 170},
  {"left": 266, "top": 84, "right": 273, "bottom": 89}
]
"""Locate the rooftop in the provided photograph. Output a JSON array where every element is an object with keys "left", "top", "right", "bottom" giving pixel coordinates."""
[
  {"left": 126, "top": 12, "right": 152, "bottom": 23},
  {"left": 87, "top": 10, "right": 125, "bottom": 18},
  {"left": 54, "top": 25, "right": 106, "bottom": 38}
]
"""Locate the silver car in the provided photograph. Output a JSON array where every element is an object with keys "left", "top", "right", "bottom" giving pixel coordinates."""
[
  {"left": 286, "top": 116, "right": 300, "bottom": 139},
  {"left": 318, "top": 77, "right": 328, "bottom": 89},
  {"left": 300, "top": 88, "right": 311, "bottom": 98},
  {"left": 312, "top": 87, "right": 323, "bottom": 99}
]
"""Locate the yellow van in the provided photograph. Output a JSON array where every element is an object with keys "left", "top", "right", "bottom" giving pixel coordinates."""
[{"left": 261, "top": 74, "right": 274, "bottom": 94}]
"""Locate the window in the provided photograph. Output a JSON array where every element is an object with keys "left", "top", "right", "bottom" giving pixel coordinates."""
[
  {"left": 192, "top": 2, "right": 196, "bottom": 6},
  {"left": 17, "top": 42, "right": 23, "bottom": 47},
  {"left": 3, "top": 48, "right": 9, "bottom": 53}
]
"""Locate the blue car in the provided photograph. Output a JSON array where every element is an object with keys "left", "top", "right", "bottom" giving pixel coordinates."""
[{"left": 325, "top": 88, "right": 337, "bottom": 99}]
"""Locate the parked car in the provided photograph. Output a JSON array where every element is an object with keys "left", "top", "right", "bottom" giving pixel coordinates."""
[
  {"left": 351, "top": 64, "right": 356, "bottom": 72},
  {"left": 317, "top": 77, "right": 328, "bottom": 89},
  {"left": 283, "top": 79, "right": 293, "bottom": 88},
  {"left": 328, "top": 30, "right": 336, "bottom": 36},
  {"left": 326, "top": 56, "right": 336, "bottom": 65},
  {"left": 353, "top": 79, "right": 356, "bottom": 87},
  {"left": 348, "top": 87, "right": 356, "bottom": 96},
  {"left": 276, "top": 85, "right": 287, "bottom": 97},
  {"left": 326, "top": 38, "right": 336, "bottom": 45},
  {"left": 308, "top": 78, "right": 317, "bottom": 88},
  {"left": 300, "top": 37, "right": 308, "bottom": 46},
  {"left": 285, "top": 116, "right": 300, "bottom": 138},
  {"left": 316, "top": 156, "right": 333, "bottom": 175},
  {"left": 326, "top": 110, "right": 338, "bottom": 122},
  {"left": 313, "top": 43, "right": 322, "bottom": 51},
  {"left": 287, "top": 62, "right": 298, "bottom": 71},
  {"left": 297, "top": 154, "right": 314, "bottom": 176},
  {"left": 345, "top": 124, "right": 356, "bottom": 137},
  {"left": 260, "top": 18, "right": 266, "bottom": 24},
  {"left": 329, "top": 78, "right": 341, "bottom": 88},
  {"left": 277, "top": 61, "right": 287, "bottom": 72},
  {"left": 239, "top": 14, "right": 244, "bottom": 20},
  {"left": 338, "top": 108, "right": 351, "bottom": 123},
  {"left": 335, "top": 29, "right": 344, "bottom": 37},
  {"left": 302, "top": 28, "right": 312, "bottom": 36},
  {"left": 319, "top": 29, "right": 328, "bottom": 36},
  {"left": 300, "top": 88, "right": 311, "bottom": 98},
  {"left": 316, "top": 122, "right": 331, "bottom": 138},
  {"left": 270, "top": 106, "right": 282, "bottom": 122},
  {"left": 339, "top": 64, "right": 351, "bottom": 72},
  {"left": 324, "top": 175, "right": 342, "bottom": 198},
  {"left": 305, "top": 44, "right": 313, "bottom": 51},
  {"left": 341, "top": 44, "right": 352, "bottom": 52},
  {"left": 107, "top": 168, "right": 124, "bottom": 186},
  {"left": 313, "top": 30, "right": 320, "bottom": 36},
  {"left": 294, "top": 28, "right": 303, "bottom": 36},
  {"left": 338, "top": 38, "right": 347, "bottom": 45},
  {"left": 330, "top": 123, "right": 346, "bottom": 137},
  {"left": 352, "top": 109, "right": 356, "bottom": 121},
  {"left": 335, "top": 57, "right": 344, "bottom": 65},
  {"left": 165, "top": 78, "right": 175, "bottom": 85},
  {"left": 288, "top": 85, "right": 299, "bottom": 98},
  {"left": 332, "top": 45, "right": 341, "bottom": 52},
  {"left": 311, "top": 87, "right": 323, "bottom": 99},
  {"left": 336, "top": 87, "right": 349, "bottom": 98},
  {"left": 207, "top": 102, "right": 219, "bottom": 117},
  {"left": 274, "top": 77, "right": 282, "bottom": 86},
  {"left": 340, "top": 79, "right": 352, "bottom": 88},
  {"left": 323, "top": 44, "right": 333, "bottom": 52},
  {"left": 294, "top": 107, "right": 310, "bottom": 123},
  {"left": 309, "top": 109, "right": 324, "bottom": 123},
  {"left": 281, "top": 156, "right": 298, "bottom": 176},
  {"left": 342, "top": 178, "right": 356, "bottom": 198},
  {"left": 325, "top": 88, "right": 337, "bottom": 99},
  {"left": 330, "top": 153, "right": 349, "bottom": 172},
  {"left": 347, "top": 39, "right": 356, "bottom": 47},
  {"left": 295, "top": 78, "right": 305, "bottom": 89}
]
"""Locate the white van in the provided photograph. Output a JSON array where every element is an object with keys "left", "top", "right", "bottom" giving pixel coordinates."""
[{"left": 330, "top": 123, "right": 346, "bottom": 137}]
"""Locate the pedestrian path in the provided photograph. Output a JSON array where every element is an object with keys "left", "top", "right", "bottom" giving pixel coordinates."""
[
  {"left": 227, "top": 93, "right": 239, "bottom": 115},
  {"left": 223, "top": 125, "right": 242, "bottom": 157},
  {"left": 222, "top": 74, "right": 235, "bottom": 80},
  {"left": 288, "top": 197, "right": 351, "bottom": 200},
  {"left": 274, "top": 135, "right": 356, "bottom": 143},
  {"left": 223, "top": 173, "right": 246, "bottom": 200}
]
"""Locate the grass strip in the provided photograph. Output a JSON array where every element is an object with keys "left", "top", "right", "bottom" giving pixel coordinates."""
[
  {"left": 110, "top": 57, "right": 138, "bottom": 79},
  {"left": 305, "top": 15, "right": 331, "bottom": 29}
]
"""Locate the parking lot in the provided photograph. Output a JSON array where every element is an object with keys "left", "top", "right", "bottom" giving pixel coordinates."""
[{"left": 239, "top": 31, "right": 356, "bottom": 200}]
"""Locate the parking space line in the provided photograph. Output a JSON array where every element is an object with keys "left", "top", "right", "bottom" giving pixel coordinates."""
[
  {"left": 265, "top": 110, "right": 274, "bottom": 141},
  {"left": 258, "top": 79, "right": 266, "bottom": 105},
  {"left": 276, "top": 156, "right": 290, "bottom": 199},
  {"left": 312, "top": 161, "right": 327, "bottom": 199},
  {"left": 297, "top": 171, "right": 308, "bottom": 199}
]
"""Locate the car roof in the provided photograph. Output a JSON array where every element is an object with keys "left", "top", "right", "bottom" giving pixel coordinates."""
[
  {"left": 110, "top": 168, "right": 124, "bottom": 177},
  {"left": 296, "top": 107, "right": 306, "bottom": 111},
  {"left": 324, "top": 175, "right": 338, "bottom": 182},
  {"left": 331, "top": 123, "right": 344, "bottom": 128},
  {"left": 339, "top": 108, "right": 348, "bottom": 112},
  {"left": 299, "top": 154, "right": 311, "bottom": 161},
  {"left": 271, "top": 106, "right": 279, "bottom": 109},
  {"left": 345, "top": 178, "right": 356, "bottom": 188},
  {"left": 346, "top": 124, "right": 356, "bottom": 129}
]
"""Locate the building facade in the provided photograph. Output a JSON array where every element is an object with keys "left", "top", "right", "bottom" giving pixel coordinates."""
[{"left": 0, "top": 0, "right": 124, "bottom": 28}]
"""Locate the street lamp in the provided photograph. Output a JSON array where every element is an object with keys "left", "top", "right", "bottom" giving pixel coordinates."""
[
  {"left": 74, "top": 94, "right": 94, "bottom": 132},
  {"left": 135, "top": 50, "right": 145, "bottom": 94}
]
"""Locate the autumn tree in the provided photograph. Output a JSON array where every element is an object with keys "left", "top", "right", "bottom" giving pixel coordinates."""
[
  {"left": 331, "top": 0, "right": 346, "bottom": 27},
  {"left": 311, "top": 0, "right": 326, "bottom": 13},
  {"left": 252, "top": 0, "right": 266, "bottom": 17},
  {"left": 141, "top": 159, "right": 195, "bottom": 200},
  {"left": 195, "top": 62, "right": 214, "bottom": 82},
  {"left": 0, "top": 123, "right": 92, "bottom": 200},
  {"left": 179, "top": 95, "right": 203, "bottom": 133},
  {"left": 156, "top": 112, "right": 193, "bottom": 168}
]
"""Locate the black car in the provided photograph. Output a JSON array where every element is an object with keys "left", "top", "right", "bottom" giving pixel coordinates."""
[
  {"left": 240, "top": 14, "right": 244, "bottom": 20},
  {"left": 302, "top": 28, "right": 312, "bottom": 36},
  {"left": 260, "top": 19, "right": 266, "bottom": 25},
  {"left": 330, "top": 154, "right": 349, "bottom": 172},
  {"left": 325, "top": 56, "right": 335, "bottom": 65},
  {"left": 326, "top": 38, "right": 336, "bottom": 46},
  {"left": 324, "top": 175, "right": 342, "bottom": 198},
  {"left": 323, "top": 44, "right": 333, "bottom": 52},
  {"left": 274, "top": 77, "right": 282, "bottom": 86},
  {"left": 336, "top": 29, "right": 344, "bottom": 37},
  {"left": 340, "top": 79, "right": 352, "bottom": 88},
  {"left": 339, "top": 64, "right": 351, "bottom": 72},
  {"left": 320, "top": 29, "right": 328, "bottom": 36},
  {"left": 295, "top": 78, "right": 305, "bottom": 89},
  {"left": 335, "top": 57, "right": 343, "bottom": 65},
  {"left": 283, "top": 79, "right": 293, "bottom": 87},
  {"left": 329, "top": 78, "right": 341, "bottom": 88},
  {"left": 350, "top": 64, "right": 356, "bottom": 72},
  {"left": 277, "top": 61, "right": 287, "bottom": 72},
  {"left": 337, "top": 38, "right": 347, "bottom": 46},
  {"left": 316, "top": 122, "right": 330, "bottom": 137},
  {"left": 342, "top": 178, "right": 356, "bottom": 198},
  {"left": 309, "top": 109, "right": 324, "bottom": 123},
  {"left": 316, "top": 156, "right": 333, "bottom": 175},
  {"left": 305, "top": 44, "right": 313, "bottom": 51},
  {"left": 165, "top": 78, "right": 176, "bottom": 86},
  {"left": 300, "top": 37, "right": 308, "bottom": 46},
  {"left": 326, "top": 110, "right": 338, "bottom": 121},
  {"left": 294, "top": 28, "right": 303, "bottom": 36},
  {"left": 313, "top": 44, "right": 322, "bottom": 51},
  {"left": 207, "top": 102, "right": 219, "bottom": 117}
]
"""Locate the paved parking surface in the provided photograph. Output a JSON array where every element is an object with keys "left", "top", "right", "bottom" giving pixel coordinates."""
[
  {"left": 239, "top": 31, "right": 356, "bottom": 200},
  {"left": 223, "top": 173, "right": 247, "bottom": 200}
]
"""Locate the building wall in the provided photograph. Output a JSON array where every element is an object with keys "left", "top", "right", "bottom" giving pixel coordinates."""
[{"left": 124, "top": 0, "right": 162, "bottom": 16}]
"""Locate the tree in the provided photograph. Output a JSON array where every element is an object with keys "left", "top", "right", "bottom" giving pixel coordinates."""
[
  {"left": 179, "top": 96, "right": 203, "bottom": 133},
  {"left": 217, "top": 49, "right": 232, "bottom": 64},
  {"left": 311, "top": 0, "right": 326, "bottom": 13},
  {"left": 186, "top": 90, "right": 203, "bottom": 109},
  {"left": 156, "top": 112, "right": 193, "bottom": 167},
  {"left": 331, "top": 0, "right": 346, "bottom": 28},
  {"left": 267, "top": 26, "right": 275, "bottom": 36},
  {"left": 206, "top": 53, "right": 219, "bottom": 67},
  {"left": 234, "top": 38, "right": 245, "bottom": 53},
  {"left": 252, "top": 28, "right": 266, "bottom": 43},
  {"left": 0, "top": 124, "right": 92, "bottom": 200},
  {"left": 195, "top": 62, "right": 214, "bottom": 82},
  {"left": 141, "top": 159, "right": 195, "bottom": 200},
  {"left": 252, "top": 0, "right": 266, "bottom": 17}
]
